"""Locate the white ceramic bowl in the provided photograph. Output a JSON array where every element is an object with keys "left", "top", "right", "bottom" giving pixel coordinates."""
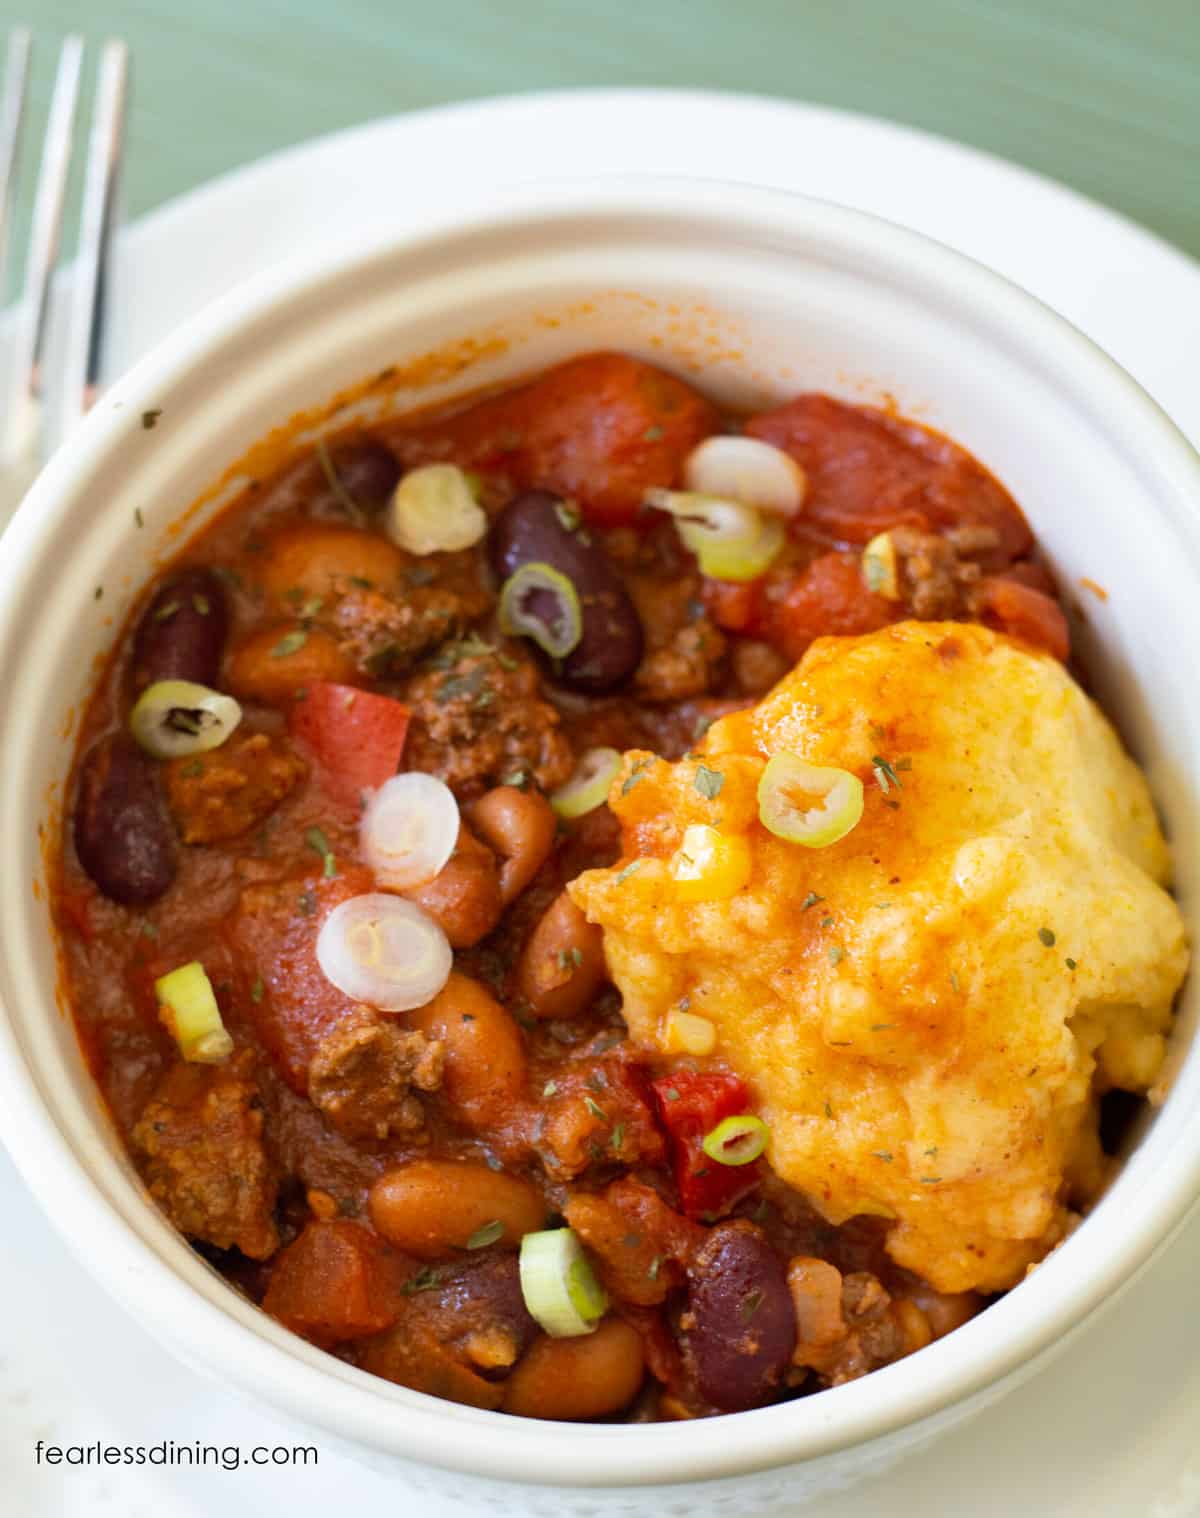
[{"left": 2, "top": 179, "right": 1199, "bottom": 1516}]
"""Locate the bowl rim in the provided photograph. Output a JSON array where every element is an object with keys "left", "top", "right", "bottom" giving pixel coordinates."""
[{"left": 2, "top": 174, "right": 1200, "bottom": 1489}]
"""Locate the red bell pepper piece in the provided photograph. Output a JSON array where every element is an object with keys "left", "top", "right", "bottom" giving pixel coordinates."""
[
  {"left": 288, "top": 682, "right": 410, "bottom": 806},
  {"left": 650, "top": 1071, "right": 762, "bottom": 1220}
]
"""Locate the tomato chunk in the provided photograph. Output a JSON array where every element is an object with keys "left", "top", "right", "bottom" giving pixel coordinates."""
[
  {"left": 745, "top": 394, "right": 1032, "bottom": 562},
  {"left": 767, "top": 551, "right": 895, "bottom": 662},
  {"left": 262, "top": 1220, "right": 408, "bottom": 1345},
  {"left": 225, "top": 865, "right": 375, "bottom": 1090},
  {"left": 288, "top": 682, "right": 410, "bottom": 807},
  {"left": 650, "top": 1072, "right": 762, "bottom": 1220},
  {"left": 701, "top": 575, "right": 766, "bottom": 635},
  {"left": 393, "top": 352, "right": 720, "bottom": 528},
  {"left": 974, "top": 576, "right": 1070, "bottom": 662}
]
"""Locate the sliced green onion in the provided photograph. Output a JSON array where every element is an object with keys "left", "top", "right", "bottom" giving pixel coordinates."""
[
  {"left": 644, "top": 489, "right": 785, "bottom": 582},
  {"left": 550, "top": 747, "right": 622, "bottom": 818},
  {"left": 861, "top": 531, "right": 900, "bottom": 599},
  {"left": 701, "top": 1113, "right": 770, "bottom": 1167},
  {"left": 519, "top": 1227, "right": 609, "bottom": 1338},
  {"left": 155, "top": 961, "right": 234, "bottom": 1063},
  {"left": 757, "top": 753, "right": 864, "bottom": 848},
  {"left": 385, "top": 463, "right": 487, "bottom": 554},
  {"left": 130, "top": 679, "right": 242, "bottom": 760},
  {"left": 498, "top": 562, "right": 583, "bottom": 658}
]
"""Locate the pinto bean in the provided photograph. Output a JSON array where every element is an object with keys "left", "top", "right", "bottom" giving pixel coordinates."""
[
  {"left": 259, "top": 523, "right": 405, "bottom": 608},
  {"left": 407, "top": 972, "right": 527, "bottom": 1129},
  {"left": 686, "top": 1221, "right": 795, "bottom": 1411},
  {"left": 502, "top": 1317, "right": 645, "bottom": 1420},
  {"left": 132, "top": 568, "right": 229, "bottom": 690},
  {"left": 73, "top": 734, "right": 176, "bottom": 904},
  {"left": 403, "top": 825, "right": 502, "bottom": 947},
  {"left": 368, "top": 1160, "right": 545, "bottom": 1259},
  {"left": 467, "top": 785, "right": 555, "bottom": 905},
  {"left": 516, "top": 890, "right": 606, "bottom": 1019},
  {"left": 225, "top": 624, "right": 357, "bottom": 704},
  {"left": 488, "top": 491, "right": 643, "bottom": 693}
]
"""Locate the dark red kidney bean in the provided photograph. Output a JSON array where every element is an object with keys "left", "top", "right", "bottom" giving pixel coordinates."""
[
  {"left": 73, "top": 734, "right": 176, "bottom": 904},
  {"left": 488, "top": 491, "right": 643, "bottom": 694},
  {"left": 685, "top": 1221, "right": 796, "bottom": 1411},
  {"left": 328, "top": 439, "right": 401, "bottom": 508},
  {"left": 434, "top": 1252, "right": 539, "bottom": 1366},
  {"left": 132, "top": 568, "right": 229, "bottom": 690}
]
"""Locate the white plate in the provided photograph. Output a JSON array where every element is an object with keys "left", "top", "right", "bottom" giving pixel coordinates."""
[{"left": 4, "top": 89, "right": 1200, "bottom": 1518}]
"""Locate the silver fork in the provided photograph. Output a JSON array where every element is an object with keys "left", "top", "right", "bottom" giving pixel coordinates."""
[{"left": 0, "top": 29, "right": 129, "bottom": 510}]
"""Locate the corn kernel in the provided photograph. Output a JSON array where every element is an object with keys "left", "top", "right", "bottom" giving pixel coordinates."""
[
  {"left": 862, "top": 531, "right": 900, "bottom": 599},
  {"left": 665, "top": 1009, "right": 717, "bottom": 1056},
  {"left": 669, "top": 823, "right": 751, "bottom": 901}
]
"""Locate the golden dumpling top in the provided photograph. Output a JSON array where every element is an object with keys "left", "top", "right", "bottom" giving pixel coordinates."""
[{"left": 569, "top": 622, "right": 1188, "bottom": 1293}]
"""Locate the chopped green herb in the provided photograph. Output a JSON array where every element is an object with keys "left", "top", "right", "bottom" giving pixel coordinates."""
[
  {"left": 919, "top": 1176, "right": 942, "bottom": 1185},
  {"left": 869, "top": 723, "right": 887, "bottom": 743},
  {"left": 192, "top": 594, "right": 211, "bottom": 616},
  {"left": 556, "top": 947, "right": 584, "bottom": 971},
  {"left": 883, "top": 798, "right": 901, "bottom": 810},
  {"left": 615, "top": 859, "right": 643, "bottom": 885},
  {"left": 751, "top": 1199, "right": 771, "bottom": 1224},
  {"left": 1038, "top": 927, "right": 1056, "bottom": 947},
  {"left": 502, "top": 768, "right": 530, "bottom": 789},
  {"left": 643, "top": 425, "right": 664, "bottom": 442},
  {"left": 828, "top": 945, "right": 844, "bottom": 966},
  {"left": 153, "top": 600, "right": 181, "bottom": 622},
  {"left": 461, "top": 1013, "right": 476, "bottom": 1023},
  {"left": 621, "top": 757, "right": 654, "bottom": 796},
  {"left": 824, "top": 1101, "right": 833, "bottom": 1119},
  {"left": 693, "top": 764, "right": 725, "bottom": 800},
  {"left": 484, "top": 1154, "right": 504, "bottom": 1172},
  {"left": 402, "top": 1266, "right": 445, "bottom": 1295},
  {"left": 554, "top": 501, "right": 583, "bottom": 532},
  {"left": 271, "top": 629, "right": 308, "bottom": 659},
  {"left": 542, "top": 1081, "right": 559, "bottom": 1098},
  {"left": 664, "top": 1087, "right": 680, "bottom": 1102},
  {"left": 139, "top": 920, "right": 158, "bottom": 939},
  {"left": 465, "top": 1219, "right": 504, "bottom": 1250},
  {"left": 610, "top": 1121, "right": 626, "bottom": 1151},
  {"left": 801, "top": 892, "right": 824, "bottom": 912},
  {"left": 693, "top": 713, "right": 716, "bottom": 742},
  {"left": 820, "top": 915, "right": 834, "bottom": 928},
  {"left": 180, "top": 759, "right": 204, "bottom": 778},
  {"left": 585, "top": 1097, "right": 608, "bottom": 1123},
  {"left": 435, "top": 667, "right": 488, "bottom": 705},
  {"left": 872, "top": 755, "right": 902, "bottom": 793},
  {"left": 925, "top": 1146, "right": 939, "bottom": 1157},
  {"left": 251, "top": 977, "right": 264, "bottom": 1003},
  {"left": 305, "top": 826, "right": 338, "bottom": 878},
  {"left": 871, "top": 1150, "right": 893, "bottom": 1163},
  {"left": 141, "top": 409, "right": 162, "bottom": 430},
  {"left": 870, "top": 1023, "right": 894, "bottom": 1032},
  {"left": 647, "top": 1255, "right": 663, "bottom": 1281},
  {"left": 740, "top": 1289, "right": 765, "bottom": 1323},
  {"left": 315, "top": 437, "right": 361, "bottom": 515},
  {"left": 350, "top": 574, "right": 374, "bottom": 589}
]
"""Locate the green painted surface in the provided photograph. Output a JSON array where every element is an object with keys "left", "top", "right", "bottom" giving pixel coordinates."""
[{"left": 1, "top": 0, "right": 1198, "bottom": 294}]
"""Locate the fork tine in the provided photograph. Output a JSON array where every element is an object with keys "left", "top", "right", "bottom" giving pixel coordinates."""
[
  {"left": 2, "top": 34, "right": 83, "bottom": 468},
  {"left": 0, "top": 27, "right": 33, "bottom": 305},
  {"left": 61, "top": 39, "right": 129, "bottom": 430}
]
